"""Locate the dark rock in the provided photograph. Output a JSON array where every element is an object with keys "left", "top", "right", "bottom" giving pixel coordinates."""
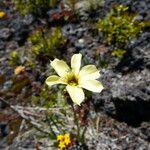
[
  {"left": 134, "top": 15, "right": 144, "bottom": 21},
  {"left": 62, "top": 24, "right": 76, "bottom": 36},
  {"left": 8, "top": 17, "right": 30, "bottom": 45},
  {"left": 5, "top": 41, "right": 18, "bottom": 51},
  {"left": 97, "top": 68, "right": 150, "bottom": 126},
  {"left": 0, "top": 40, "right": 5, "bottom": 50},
  {"left": 140, "top": 122, "right": 150, "bottom": 141},
  {"left": 3, "top": 80, "right": 13, "bottom": 90},
  {"left": 75, "top": 39, "right": 86, "bottom": 49},
  {"left": 23, "top": 14, "right": 35, "bottom": 25},
  {"left": 0, "top": 28, "right": 11, "bottom": 40},
  {"left": 0, "top": 99, "right": 8, "bottom": 110},
  {"left": 0, "top": 123, "right": 9, "bottom": 137},
  {"left": 116, "top": 31, "right": 150, "bottom": 71}
]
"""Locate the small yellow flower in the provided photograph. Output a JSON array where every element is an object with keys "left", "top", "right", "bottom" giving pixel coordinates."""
[
  {"left": 14, "top": 66, "right": 25, "bottom": 75},
  {"left": 0, "top": 11, "right": 6, "bottom": 18},
  {"left": 57, "top": 133, "right": 71, "bottom": 149},
  {"left": 58, "top": 142, "right": 66, "bottom": 149},
  {"left": 57, "top": 135, "right": 64, "bottom": 141},
  {"left": 46, "top": 53, "right": 103, "bottom": 105},
  {"left": 64, "top": 134, "right": 71, "bottom": 145}
]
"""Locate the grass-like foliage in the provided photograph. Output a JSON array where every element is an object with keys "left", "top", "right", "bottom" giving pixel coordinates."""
[
  {"left": 14, "top": 0, "right": 58, "bottom": 15},
  {"left": 28, "top": 28, "right": 66, "bottom": 58},
  {"left": 96, "top": 5, "right": 146, "bottom": 48}
]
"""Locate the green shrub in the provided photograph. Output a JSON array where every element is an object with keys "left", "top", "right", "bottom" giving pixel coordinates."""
[
  {"left": 28, "top": 28, "right": 66, "bottom": 58},
  {"left": 14, "top": 0, "right": 58, "bottom": 15},
  {"left": 96, "top": 5, "right": 146, "bottom": 48}
]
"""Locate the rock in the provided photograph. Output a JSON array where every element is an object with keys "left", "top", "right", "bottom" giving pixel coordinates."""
[
  {"left": 134, "top": 15, "right": 144, "bottom": 21},
  {"left": 0, "top": 123, "right": 9, "bottom": 137},
  {"left": 140, "top": 122, "right": 150, "bottom": 141},
  {"left": 5, "top": 41, "right": 18, "bottom": 51},
  {"left": 23, "top": 14, "right": 35, "bottom": 25},
  {"left": 8, "top": 17, "right": 30, "bottom": 45},
  {"left": 3, "top": 80, "right": 13, "bottom": 90},
  {"left": 116, "top": 31, "right": 150, "bottom": 71},
  {"left": 0, "top": 28, "right": 11, "bottom": 40},
  {"left": 75, "top": 38, "right": 86, "bottom": 49},
  {"left": 0, "top": 100, "right": 7, "bottom": 110},
  {"left": 96, "top": 68, "right": 150, "bottom": 126},
  {"left": 0, "top": 40, "right": 5, "bottom": 50}
]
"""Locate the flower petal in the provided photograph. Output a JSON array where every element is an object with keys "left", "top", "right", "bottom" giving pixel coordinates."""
[
  {"left": 51, "top": 59, "right": 70, "bottom": 77},
  {"left": 71, "top": 53, "right": 82, "bottom": 74},
  {"left": 80, "top": 80, "right": 104, "bottom": 93},
  {"left": 46, "top": 75, "right": 66, "bottom": 86},
  {"left": 66, "top": 85, "right": 85, "bottom": 105},
  {"left": 79, "top": 65, "right": 100, "bottom": 81}
]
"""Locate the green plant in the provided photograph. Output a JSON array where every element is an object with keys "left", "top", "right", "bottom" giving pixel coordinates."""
[
  {"left": 9, "top": 50, "right": 21, "bottom": 66},
  {"left": 31, "top": 87, "right": 58, "bottom": 108},
  {"left": 96, "top": 5, "right": 146, "bottom": 48},
  {"left": 14, "top": 0, "right": 58, "bottom": 15},
  {"left": 28, "top": 28, "right": 66, "bottom": 58},
  {"left": 45, "top": 53, "right": 103, "bottom": 147},
  {"left": 111, "top": 49, "right": 126, "bottom": 58}
]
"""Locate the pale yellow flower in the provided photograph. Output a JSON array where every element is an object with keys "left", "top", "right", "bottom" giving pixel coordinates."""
[{"left": 46, "top": 53, "right": 103, "bottom": 105}]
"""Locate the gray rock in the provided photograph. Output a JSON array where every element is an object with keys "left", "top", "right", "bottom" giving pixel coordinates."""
[
  {"left": 0, "top": 28, "right": 11, "bottom": 40},
  {"left": 0, "top": 40, "right": 5, "bottom": 50},
  {"left": 3, "top": 80, "right": 13, "bottom": 90},
  {"left": 75, "top": 38, "right": 86, "bottom": 49},
  {"left": 23, "top": 14, "right": 35, "bottom": 25}
]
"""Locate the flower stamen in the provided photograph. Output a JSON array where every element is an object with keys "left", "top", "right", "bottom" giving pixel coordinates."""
[{"left": 67, "top": 73, "right": 79, "bottom": 86}]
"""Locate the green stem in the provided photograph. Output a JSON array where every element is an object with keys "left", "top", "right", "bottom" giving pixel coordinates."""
[
  {"left": 81, "top": 126, "right": 87, "bottom": 143},
  {"left": 51, "top": 116, "right": 62, "bottom": 133},
  {"left": 71, "top": 104, "right": 80, "bottom": 141},
  {"left": 45, "top": 112, "right": 56, "bottom": 137}
]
